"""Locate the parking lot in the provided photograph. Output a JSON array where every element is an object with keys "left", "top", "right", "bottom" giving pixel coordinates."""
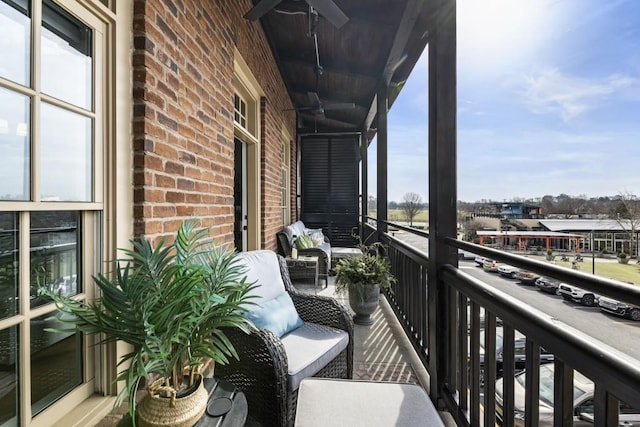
[{"left": 460, "top": 259, "right": 640, "bottom": 360}]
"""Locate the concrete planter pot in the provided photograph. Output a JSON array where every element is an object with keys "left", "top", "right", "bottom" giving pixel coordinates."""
[
  {"left": 348, "top": 284, "right": 380, "bottom": 326},
  {"left": 618, "top": 257, "right": 629, "bottom": 264}
]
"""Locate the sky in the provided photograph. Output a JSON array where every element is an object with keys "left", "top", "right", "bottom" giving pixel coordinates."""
[{"left": 369, "top": 0, "right": 640, "bottom": 203}]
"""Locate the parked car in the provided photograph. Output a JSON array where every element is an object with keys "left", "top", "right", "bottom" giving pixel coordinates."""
[
  {"left": 535, "top": 276, "right": 561, "bottom": 294},
  {"left": 475, "top": 327, "right": 553, "bottom": 384},
  {"left": 496, "top": 363, "right": 640, "bottom": 426},
  {"left": 483, "top": 258, "right": 500, "bottom": 272},
  {"left": 598, "top": 296, "right": 640, "bottom": 321},
  {"left": 474, "top": 255, "right": 486, "bottom": 266},
  {"left": 497, "top": 265, "right": 520, "bottom": 279},
  {"left": 557, "top": 283, "right": 600, "bottom": 307},
  {"left": 514, "top": 270, "right": 540, "bottom": 285},
  {"left": 458, "top": 249, "right": 476, "bottom": 260}
]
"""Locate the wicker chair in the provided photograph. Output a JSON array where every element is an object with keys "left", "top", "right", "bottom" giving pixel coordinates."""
[
  {"left": 276, "top": 229, "right": 331, "bottom": 283},
  {"left": 217, "top": 251, "right": 354, "bottom": 427}
]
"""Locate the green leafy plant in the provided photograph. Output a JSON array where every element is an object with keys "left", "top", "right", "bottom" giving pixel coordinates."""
[
  {"left": 546, "top": 248, "right": 553, "bottom": 256},
  {"left": 334, "top": 241, "right": 396, "bottom": 295},
  {"left": 40, "top": 220, "right": 256, "bottom": 422},
  {"left": 619, "top": 251, "right": 627, "bottom": 259}
]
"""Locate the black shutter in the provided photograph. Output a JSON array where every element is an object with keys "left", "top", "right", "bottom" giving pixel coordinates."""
[{"left": 300, "top": 135, "right": 359, "bottom": 247}]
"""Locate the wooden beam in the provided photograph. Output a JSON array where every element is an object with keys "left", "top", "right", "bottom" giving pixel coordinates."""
[
  {"left": 277, "top": 49, "right": 381, "bottom": 80},
  {"left": 360, "top": 128, "right": 368, "bottom": 236},
  {"left": 427, "top": 0, "right": 457, "bottom": 406},
  {"left": 376, "top": 82, "right": 388, "bottom": 235},
  {"left": 364, "top": 0, "right": 426, "bottom": 131}
]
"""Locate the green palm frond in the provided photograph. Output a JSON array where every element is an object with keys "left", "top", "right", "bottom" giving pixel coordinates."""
[{"left": 38, "top": 219, "right": 255, "bottom": 425}]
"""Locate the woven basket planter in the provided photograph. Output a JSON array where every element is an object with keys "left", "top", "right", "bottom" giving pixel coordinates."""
[{"left": 137, "top": 376, "right": 208, "bottom": 427}]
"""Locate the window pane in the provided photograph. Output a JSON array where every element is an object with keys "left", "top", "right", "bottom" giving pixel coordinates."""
[
  {"left": 41, "top": 0, "right": 92, "bottom": 110},
  {"left": 40, "top": 103, "right": 91, "bottom": 201},
  {"left": 30, "top": 211, "right": 80, "bottom": 308},
  {"left": 0, "top": 213, "right": 19, "bottom": 321},
  {"left": 0, "top": 0, "right": 30, "bottom": 86},
  {"left": 30, "top": 312, "right": 82, "bottom": 416},
  {"left": 0, "top": 87, "right": 30, "bottom": 201},
  {"left": 0, "top": 325, "right": 19, "bottom": 425}
]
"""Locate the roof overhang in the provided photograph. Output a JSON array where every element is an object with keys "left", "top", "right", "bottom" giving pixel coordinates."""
[{"left": 243, "top": 0, "right": 439, "bottom": 136}]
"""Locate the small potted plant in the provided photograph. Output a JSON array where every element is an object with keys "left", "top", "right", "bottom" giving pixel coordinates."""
[
  {"left": 40, "top": 220, "right": 255, "bottom": 426},
  {"left": 618, "top": 251, "right": 629, "bottom": 264},
  {"left": 334, "top": 241, "right": 395, "bottom": 325},
  {"left": 545, "top": 248, "right": 555, "bottom": 261}
]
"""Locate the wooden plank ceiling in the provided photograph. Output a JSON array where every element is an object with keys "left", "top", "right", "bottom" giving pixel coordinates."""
[{"left": 242, "top": 0, "right": 438, "bottom": 134}]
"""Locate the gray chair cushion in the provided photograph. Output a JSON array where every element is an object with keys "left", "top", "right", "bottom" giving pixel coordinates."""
[
  {"left": 280, "top": 322, "right": 349, "bottom": 391},
  {"left": 294, "top": 379, "right": 445, "bottom": 427},
  {"left": 236, "top": 250, "right": 286, "bottom": 303}
]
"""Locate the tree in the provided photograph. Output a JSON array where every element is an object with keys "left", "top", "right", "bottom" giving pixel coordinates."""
[
  {"left": 612, "top": 191, "right": 640, "bottom": 259},
  {"left": 401, "top": 192, "right": 422, "bottom": 226},
  {"left": 368, "top": 195, "right": 377, "bottom": 211}
]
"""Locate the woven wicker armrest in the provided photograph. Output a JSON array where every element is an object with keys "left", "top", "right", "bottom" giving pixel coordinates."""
[
  {"left": 289, "top": 292, "right": 353, "bottom": 332},
  {"left": 216, "top": 326, "right": 289, "bottom": 426}
]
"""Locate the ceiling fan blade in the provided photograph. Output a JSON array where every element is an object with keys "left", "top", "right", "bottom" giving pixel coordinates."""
[
  {"left": 307, "top": 91, "right": 322, "bottom": 107},
  {"left": 300, "top": 110, "right": 325, "bottom": 120},
  {"left": 306, "top": 0, "right": 349, "bottom": 28},
  {"left": 244, "top": 0, "right": 283, "bottom": 21},
  {"left": 323, "top": 102, "right": 355, "bottom": 110}
]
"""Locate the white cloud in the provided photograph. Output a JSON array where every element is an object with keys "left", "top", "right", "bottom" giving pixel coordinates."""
[{"left": 518, "top": 68, "right": 638, "bottom": 121}]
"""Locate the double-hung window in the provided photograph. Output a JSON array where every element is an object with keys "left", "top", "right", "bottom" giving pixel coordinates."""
[{"left": 0, "top": 0, "right": 107, "bottom": 424}]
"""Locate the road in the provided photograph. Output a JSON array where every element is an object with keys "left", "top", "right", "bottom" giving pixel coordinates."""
[{"left": 459, "top": 260, "right": 640, "bottom": 360}]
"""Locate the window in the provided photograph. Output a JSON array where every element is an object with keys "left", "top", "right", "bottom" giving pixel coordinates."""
[
  {"left": 0, "top": 0, "right": 106, "bottom": 424},
  {"left": 233, "top": 93, "right": 247, "bottom": 130},
  {"left": 281, "top": 140, "right": 291, "bottom": 226}
]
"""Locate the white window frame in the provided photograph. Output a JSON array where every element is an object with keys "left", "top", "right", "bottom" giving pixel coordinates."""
[
  {"left": 233, "top": 50, "right": 263, "bottom": 250},
  {"left": 281, "top": 129, "right": 291, "bottom": 226},
  {"left": 0, "top": 1, "right": 119, "bottom": 425}
]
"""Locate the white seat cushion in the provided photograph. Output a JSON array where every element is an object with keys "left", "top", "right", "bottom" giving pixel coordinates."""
[
  {"left": 280, "top": 323, "right": 349, "bottom": 391},
  {"left": 294, "top": 379, "right": 444, "bottom": 427}
]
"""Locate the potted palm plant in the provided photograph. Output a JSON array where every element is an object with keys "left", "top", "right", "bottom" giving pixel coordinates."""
[
  {"left": 334, "top": 241, "right": 395, "bottom": 325},
  {"left": 40, "top": 220, "right": 255, "bottom": 426}
]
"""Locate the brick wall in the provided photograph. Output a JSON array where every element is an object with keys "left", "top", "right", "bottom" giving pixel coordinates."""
[{"left": 132, "top": 0, "right": 296, "bottom": 248}]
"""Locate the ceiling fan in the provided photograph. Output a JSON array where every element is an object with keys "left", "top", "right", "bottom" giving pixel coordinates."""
[
  {"left": 293, "top": 92, "right": 355, "bottom": 120},
  {"left": 244, "top": 0, "right": 349, "bottom": 28}
]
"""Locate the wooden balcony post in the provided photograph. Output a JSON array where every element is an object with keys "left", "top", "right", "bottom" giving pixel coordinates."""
[
  {"left": 360, "top": 130, "right": 368, "bottom": 237},
  {"left": 376, "top": 83, "right": 388, "bottom": 236},
  {"left": 428, "top": 0, "right": 457, "bottom": 404}
]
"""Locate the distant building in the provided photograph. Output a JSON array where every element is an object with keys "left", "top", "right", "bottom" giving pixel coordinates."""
[
  {"left": 472, "top": 202, "right": 543, "bottom": 220},
  {"left": 540, "top": 219, "right": 639, "bottom": 255},
  {"left": 474, "top": 218, "right": 639, "bottom": 255}
]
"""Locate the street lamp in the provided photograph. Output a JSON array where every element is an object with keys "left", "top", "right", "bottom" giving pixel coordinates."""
[{"left": 591, "top": 230, "right": 595, "bottom": 275}]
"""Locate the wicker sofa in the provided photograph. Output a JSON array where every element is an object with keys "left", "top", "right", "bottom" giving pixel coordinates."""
[
  {"left": 276, "top": 221, "right": 331, "bottom": 284},
  {"left": 217, "top": 250, "right": 354, "bottom": 427}
]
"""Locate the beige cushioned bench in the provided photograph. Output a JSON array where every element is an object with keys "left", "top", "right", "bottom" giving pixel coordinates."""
[{"left": 294, "top": 378, "right": 444, "bottom": 427}]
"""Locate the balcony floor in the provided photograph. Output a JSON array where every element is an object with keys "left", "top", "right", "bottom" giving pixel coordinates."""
[{"left": 293, "top": 276, "right": 430, "bottom": 387}]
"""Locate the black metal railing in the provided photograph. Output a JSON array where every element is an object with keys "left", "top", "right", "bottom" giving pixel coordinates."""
[{"left": 363, "top": 219, "right": 640, "bottom": 427}]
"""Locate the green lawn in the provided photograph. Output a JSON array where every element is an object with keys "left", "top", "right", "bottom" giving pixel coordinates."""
[
  {"left": 553, "top": 259, "right": 640, "bottom": 285},
  {"left": 369, "top": 209, "right": 429, "bottom": 223}
]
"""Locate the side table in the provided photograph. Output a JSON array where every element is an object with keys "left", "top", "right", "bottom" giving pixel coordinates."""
[
  {"left": 286, "top": 256, "right": 320, "bottom": 287},
  {"left": 118, "top": 378, "right": 247, "bottom": 427}
]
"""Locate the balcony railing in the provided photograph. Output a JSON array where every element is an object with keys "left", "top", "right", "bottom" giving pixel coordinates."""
[{"left": 364, "top": 219, "right": 640, "bottom": 427}]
